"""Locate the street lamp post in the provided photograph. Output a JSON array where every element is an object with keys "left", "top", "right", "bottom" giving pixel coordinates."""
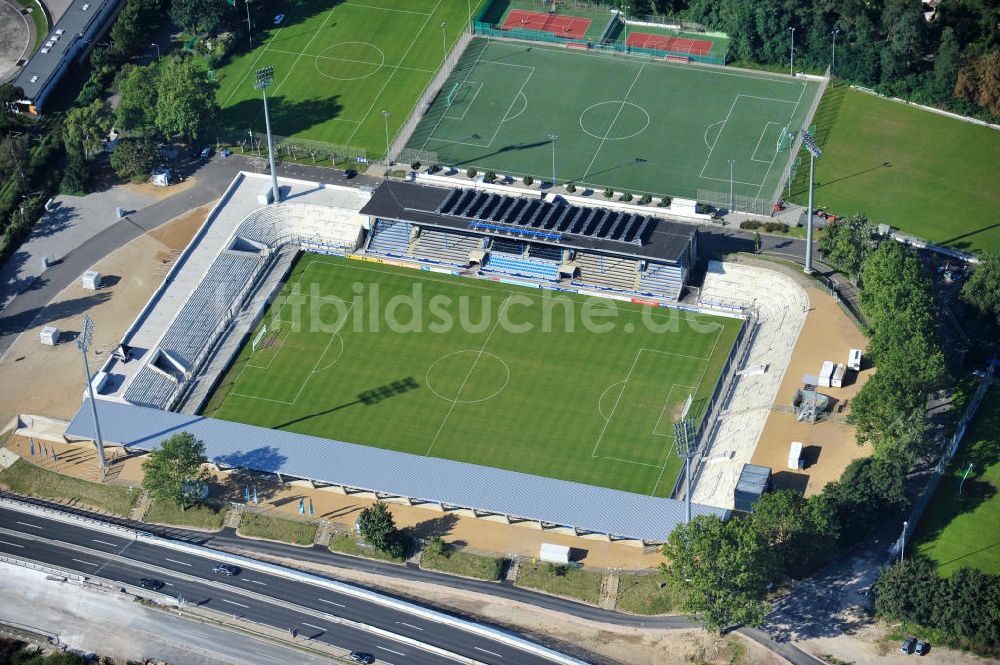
[
  {"left": 789, "top": 27, "right": 795, "bottom": 76},
  {"left": 150, "top": 43, "right": 160, "bottom": 61},
  {"left": 253, "top": 66, "right": 280, "bottom": 204},
  {"left": 382, "top": 111, "right": 391, "bottom": 167},
  {"left": 77, "top": 314, "right": 108, "bottom": 474},
  {"left": 800, "top": 129, "right": 822, "bottom": 274},
  {"left": 727, "top": 159, "right": 736, "bottom": 212},
  {"left": 900, "top": 520, "right": 909, "bottom": 562},
  {"left": 548, "top": 134, "right": 558, "bottom": 187},
  {"left": 831, "top": 29, "right": 840, "bottom": 75},
  {"left": 245, "top": 0, "right": 253, "bottom": 49}
]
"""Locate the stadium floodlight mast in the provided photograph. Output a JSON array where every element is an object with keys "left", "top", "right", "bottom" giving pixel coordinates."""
[
  {"left": 789, "top": 27, "right": 795, "bottom": 76},
  {"left": 673, "top": 415, "right": 697, "bottom": 524},
  {"left": 253, "top": 66, "right": 281, "bottom": 204},
  {"left": 382, "top": 111, "right": 391, "bottom": 167},
  {"left": 548, "top": 134, "right": 558, "bottom": 187},
  {"left": 800, "top": 128, "right": 823, "bottom": 273},
  {"left": 76, "top": 314, "right": 108, "bottom": 473},
  {"left": 727, "top": 159, "right": 736, "bottom": 212},
  {"left": 831, "top": 28, "right": 841, "bottom": 75},
  {"left": 900, "top": 520, "right": 908, "bottom": 562}
]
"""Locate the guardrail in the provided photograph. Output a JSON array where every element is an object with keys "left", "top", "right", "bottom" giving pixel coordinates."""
[{"left": 0, "top": 494, "right": 589, "bottom": 665}]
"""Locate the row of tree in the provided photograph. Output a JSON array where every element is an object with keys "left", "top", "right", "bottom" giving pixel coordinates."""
[
  {"left": 875, "top": 556, "right": 1000, "bottom": 654},
  {"left": 662, "top": 454, "right": 908, "bottom": 632},
  {"left": 619, "top": 0, "right": 998, "bottom": 119}
]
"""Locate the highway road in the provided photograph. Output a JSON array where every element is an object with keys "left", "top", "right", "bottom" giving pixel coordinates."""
[{"left": 0, "top": 504, "right": 579, "bottom": 665}]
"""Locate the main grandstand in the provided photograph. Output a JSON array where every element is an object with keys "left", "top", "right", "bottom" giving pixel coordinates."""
[{"left": 65, "top": 172, "right": 777, "bottom": 543}]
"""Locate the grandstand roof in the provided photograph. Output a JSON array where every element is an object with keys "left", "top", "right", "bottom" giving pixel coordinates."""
[
  {"left": 361, "top": 181, "right": 696, "bottom": 264},
  {"left": 67, "top": 399, "right": 728, "bottom": 542}
]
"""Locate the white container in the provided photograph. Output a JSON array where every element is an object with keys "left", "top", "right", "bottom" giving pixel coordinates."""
[
  {"left": 831, "top": 363, "right": 847, "bottom": 388},
  {"left": 848, "top": 348, "right": 862, "bottom": 371},
  {"left": 818, "top": 360, "right": 835, "bottom": 388},
  {"left": 257, "top": 182, "right": 274, "bottom": 206},
  {"left": 788, "top": 441, "right": 804, "bottom": 470},
  {"left": 81, "top": 270, "right": 101, "bottom": 290},
  {"left": 40, "top": 326, "right": 59, "bottom": 345},
  {"left": 540, "top": 543, "right": 570, "bottom": 564}
]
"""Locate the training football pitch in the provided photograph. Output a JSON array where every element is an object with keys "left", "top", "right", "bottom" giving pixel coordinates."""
[
  {"left": 915, "top": 387, "right": 1000, "bottom": 575},
  {"left": 202, "top": 254, "right": 742, "bottom": 497},
  {"left": 213, "top": 0, "right": 486, "bottom": 158},
  {"left": 407, "top": 38, "right": 821, "bottom": 202}
]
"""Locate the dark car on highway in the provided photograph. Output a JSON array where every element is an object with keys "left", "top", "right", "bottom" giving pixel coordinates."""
[
  {"left": 348, "top": 652, "right": 375, "bottom": 664},
  {"left": 138, "top": 578, "right": 164, "bottom": 590},
  {"left": 212, "top": 563, "right": 239, "bottom": 576}
]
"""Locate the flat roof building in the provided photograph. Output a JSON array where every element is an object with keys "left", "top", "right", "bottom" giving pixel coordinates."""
[{"left": 13, "top": 0, "right": 122, "bottom": 114}]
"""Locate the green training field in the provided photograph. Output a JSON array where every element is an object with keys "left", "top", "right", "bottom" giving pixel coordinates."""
[
  {"left": 202, "top": 254, "right": 742, "bottom": 497},
  {"left": 213, "top": 0, "right": 486, "bottom": 158},
  {"left": 407, "top": 38, "right": 820, "bottom": 202},
  {"left": 915, "top": 387, "right": 1000, "bottom": 575},
  {"left": 790, "top": 82, "right": 1000, "bottom": 254}
]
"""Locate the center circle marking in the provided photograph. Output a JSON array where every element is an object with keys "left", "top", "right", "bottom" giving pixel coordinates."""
[
  {"left": 313, "top": 42, "right": 385, "bottom": 81},
  {"left": 579, "top": 101, "right": 651, "bottom": 141},
  {"left": 425, "top": 350, "right": 511, "bottom": 404}
]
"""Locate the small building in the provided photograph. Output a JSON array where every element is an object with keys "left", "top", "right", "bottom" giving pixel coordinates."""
[
  {"left": 734, "top": 463, "right": 770, "bottom": 512},
  {"left": 12, "top": 0, "right": 124, "bottom": 115},
  {"left": 539, "top": 543, "right": 571, "bottom": 564},
  {"left": 151, "top": 168, "right": 171, "bottom": 187},
  {"left": 81, "top": 270, "right": 102, "bottom": 290},
  {"left": 40, "top": 326, "right": 59, "bottom": 346}
]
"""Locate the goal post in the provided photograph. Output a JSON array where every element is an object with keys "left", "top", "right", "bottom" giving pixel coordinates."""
[
  {"left": 680, "top": 393, "right": 693, "bottom": 420},
  {"left": 776, "top": 126, "right": 794, "bottom": 152},
  {"left": 252, "top": 324, "right": 268, "bottom": 353}
]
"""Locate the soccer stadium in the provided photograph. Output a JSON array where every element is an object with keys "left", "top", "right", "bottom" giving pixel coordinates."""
[{"left": 63, "top": 0, "right": 823, "bottom": 543}]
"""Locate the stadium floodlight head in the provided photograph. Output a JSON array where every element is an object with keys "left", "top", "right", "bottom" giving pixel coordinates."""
[
  {"left": 801, "top": 128, "right": 821, "bottom": 274},
  {"left": 253, "top": 65, "right": 274, "bottom": 90},
  {"left": 77, "top": 314, "right": 108, "bottom": 471},
  {"left": 253, "top": 65, "right": 280, "bottom": 204}
]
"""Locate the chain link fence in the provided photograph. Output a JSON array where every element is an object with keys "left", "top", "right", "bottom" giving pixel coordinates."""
[
  {"left": 696, "top": 188, "right": 772, "bottom": 216},
  {"left": 211, "top": 128, "right": 368, "bottom": 168}
]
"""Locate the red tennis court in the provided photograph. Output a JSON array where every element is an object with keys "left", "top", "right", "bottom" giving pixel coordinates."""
[
  {"left": 626, "top": 31, "right": 713, "bottom": 56},
  {"left": 502, "top": 9, "right": 591, "bottom": 39}
]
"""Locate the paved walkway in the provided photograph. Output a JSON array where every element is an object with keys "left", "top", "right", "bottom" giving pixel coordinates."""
[{"left": 0, "top": 0, "right": 32, "bottom": 83}]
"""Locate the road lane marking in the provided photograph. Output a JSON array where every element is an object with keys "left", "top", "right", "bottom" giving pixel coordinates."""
[
  {"left": 164, "top": 582, "right": 173, "bottom": 586},
  {"left": 301, "top": 622, "right": 324, "bottom": 631},
  {"left": 475, "top": 646, "right": 503, "bottom": 658},
  {"left": 248, "top": 579, "right": 266, "bottom": 585},
  {"left": 15, "top": 521, "right": 43, "bottom": 529},
  {"left": 0, "top": 540, "right": 25, "bottom": 548},
  {"left": 396, "top": 621, "right": 423, "bottom": 631},
  {"left": 317, "top": 598, "right": 346, "bottom": 607},
  {"left": 251, "top": 651, "right": 281, "bottom": 662},
  {"left": 91, "top": 539, "right": 116, "bottom": 546},
  {"left": 71, "top": 558, "right": 99, "bottom": 566},
  {"left": 377, "top": 646, "right": 406, "bottom": 656},
  {"left": 221, "top": 598, "right": 249, "bottom": 608},
  {"left": 163, "top": 558, "right": 192, "bottom": 566}
]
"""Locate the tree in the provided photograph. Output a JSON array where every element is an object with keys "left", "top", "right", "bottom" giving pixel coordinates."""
[
  {"left": 141, "top": 432, "right": 211, "bottom": 509},
  {"left": 115, "top": 64, "right": 161, "bottom": 133},
  {"left": 169, "top": 0, "right": 227, "bottom": 35},
  {"left": 961, "top": 251, "right": 1000, "bottom": 329},
  {"left": 661, "top": 515, "right": 776, "bottom": 633},
  {"left": 750, "top": 490, "right": 839, "bottom": 578},
  {"left": 931, "top": 28, "right": 962, "bottom": 103},
  {"left": 357, "top": 501, "right": 406, "bottom": 558},
  {"left": 155, "top": 57, "right": 219, "bottom": 141},
  {"left": 873, "top": 556, "right": 942, "bottom": 626},
  {"left": 0, "top": 84, "right": 25, "bottom": 130},
  {"left": 955, "top": 50, "right": 1000, "bottom": 116},
  {"left": 823, "top": 456, "right": 908, "bottom": 547},
  {"left": 0, "top": 133, "right": 29, "bottom": 183},
  {"left": 63, "top": 99, "right": 113, "bottom": 158},
  {"left": 61, "top": 149, "right": 91, "bottom": 195},
  {"left": 111, "top": 136, "right": 159, "bottom": 181},
  {"left": 818, "top": 214, "right": 881, "bottom": 283}
]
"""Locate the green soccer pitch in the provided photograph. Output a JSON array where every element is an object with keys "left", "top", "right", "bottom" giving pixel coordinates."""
[
  {"left": 201, "top": 254, "right": 743, "bottom": 497},
  {"left": 406, "top": 38, "right": 822, "bottom": 202},
  {"left": 213, "top": 0, "right": 487, "bottom": 158}
]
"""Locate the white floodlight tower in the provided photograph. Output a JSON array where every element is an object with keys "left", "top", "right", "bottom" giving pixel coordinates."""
[
  {"left": 77, "top": 314, "right": 108, "bottom": 472},
  {"left": 800, "top": 128, "right": 823, "bottom": 274},
  {"left": 674, "top": 416, "right": 697, "bottom": 524},
  {"left": 548, "top": 134, "right": 558, "bottom": 187},
  {"left": 253, "top": 66, "right": 281, "bottom": 204}
]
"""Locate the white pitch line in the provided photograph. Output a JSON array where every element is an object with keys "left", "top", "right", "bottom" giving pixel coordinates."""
[
  {"left": 221, "top": 598, "right": 250, "bottom": 608},
  {"left": 318, "top": 597, "right": 346, "bottom": 608},
  {"left": 163, "top": 558, "right": 192, "bottom": 567},
  {"left": 474, "top": 646, "right": 503, "bottom": 658},
  {"left": 581, "top": 62, "right": 646, "bottom": 180}
]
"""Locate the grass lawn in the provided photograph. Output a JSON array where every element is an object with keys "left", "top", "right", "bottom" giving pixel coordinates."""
[
  {"left": 615, "top": 573, "right": 685, "bottom": 615},
  {"left": 915, "top": 387, "right": 1000, "bottom": 575},
  {"left": 202, "top": 254, "right": 741, "bottom": 496},
  {"left": 237, "top": 511, "right": 317, "bottom": 545},
  {"left": 213, "top": 0, "right": 487, "bottom": 159},
  {"left": 328, "top": 533, "right": 407, "bottom": 563},
  {"left": 0, "top": 459, "right": 137, "bottom": 516},
  {"left": 13, "top": 0, "right": 48, "bottom": 55},
  {"left": 144, "top": 500, "right": 226, "bottom": 530},
  {"left": 789, "top": 82, "right": 1000, "bottom": 254},
  {"left": 515, "top": 561, "right": 604, "bottom": 604},
  {"left": 420, "top": 546, "right": 503, "bottom": 581},
  {"left": 408, "top": 37, "right": 819, "bottom": 202}
]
